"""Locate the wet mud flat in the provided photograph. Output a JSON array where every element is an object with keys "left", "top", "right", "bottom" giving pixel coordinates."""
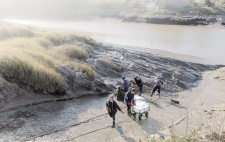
[
  {"left": 0, "top": 96, "right": 107, "bottom": 141},
  {"left": 0, "top": 95, "right": 148, "bottom": 142},
  {"left": 0, "top": 43, "right": 223, "bottom": 141},
  {"left": 91, "top": 44, "right": 221, "bottom": 93}
]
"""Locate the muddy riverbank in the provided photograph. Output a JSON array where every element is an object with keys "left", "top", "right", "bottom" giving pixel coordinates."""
[
  {"left": 31, "top": 68, "right": 225, "bottom": 142},
  {"left": 0, "top": 22, "right": 224, "bottom": 141},
  {"left": 0, "top": 67, "right": 224, "bottom": 142},
  {"left": 0, "top": 39, "right": 223, "bottom": 141},
  {"left": 111, "top": 5, "right": 225, "bottom": 26},
  {"left": 118, "top": 10, "right": 225, "bottom": 26}
]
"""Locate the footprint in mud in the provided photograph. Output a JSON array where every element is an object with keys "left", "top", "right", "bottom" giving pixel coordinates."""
[{"left": 115, "top": 125, "right": 136, "bottom": 142}]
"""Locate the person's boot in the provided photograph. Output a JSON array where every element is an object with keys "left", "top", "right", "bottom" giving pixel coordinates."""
[
  {"left": 127, "top": 109, "right": 130, "bottom": 116},
  {"left": 150, "top": 93, "right": 153, "bottom": 97},
  {"left": 127, "top": 109, "right": 131, "bottom": 117},
  {"left": 111, "top": 121, "right": 115, "bottom": 128}
]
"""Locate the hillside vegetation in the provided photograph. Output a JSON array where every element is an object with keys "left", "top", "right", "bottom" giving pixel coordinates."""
[{"left": 0, "top": 22, "right": 95, "bottom": 95}]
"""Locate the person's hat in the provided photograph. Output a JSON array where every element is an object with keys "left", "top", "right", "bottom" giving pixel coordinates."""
[{"left": 122, "top": 77, "right": 125, "bottom": 80}]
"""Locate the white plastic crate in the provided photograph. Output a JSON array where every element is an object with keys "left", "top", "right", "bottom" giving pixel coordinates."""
[{"left": 132, "top": 95, "right": 150, "bottom": 113}]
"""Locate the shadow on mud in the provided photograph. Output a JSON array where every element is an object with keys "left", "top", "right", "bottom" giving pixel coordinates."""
[
  {"left": 116, "top": 125, "right": 136, "bottom": 142},
  {"left": 137, "top": 116, "right": 163, "bottom": 135}
]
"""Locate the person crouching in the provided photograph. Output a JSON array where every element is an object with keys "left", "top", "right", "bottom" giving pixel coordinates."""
[{"left": 106, "top": 94, "right": 124, "bottom": 128}]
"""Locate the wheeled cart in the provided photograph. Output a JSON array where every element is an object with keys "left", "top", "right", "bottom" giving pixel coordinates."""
[{"left": 131, "top": 95, "right": 150, "bottom": 120}]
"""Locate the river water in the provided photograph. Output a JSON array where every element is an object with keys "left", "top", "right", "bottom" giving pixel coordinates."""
[{"left": 4, "top": 20, "right": 225, "bottom": 64}]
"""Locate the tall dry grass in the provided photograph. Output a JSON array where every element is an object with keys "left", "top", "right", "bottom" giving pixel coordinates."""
[
  {"left": 0, "top": 56, "right": 66, "bottom": 95},
  {"left": 0, "top": 22, "right": 35, "bottom": 40},
  {"left": 41, "top": 32, "right": 94, "bottom": 46},
  {"left": 56, "top": 44, "right": 89, "bottom": 60},
  {"left": 0, "top": 23, "right": 96, "bottom": 95}
]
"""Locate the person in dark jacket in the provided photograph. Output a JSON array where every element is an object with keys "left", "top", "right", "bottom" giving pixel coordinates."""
[
  {"left": 124, "top": 88, "right": 135, "bottom": 116},
  {"left": 106, "top": 94, "right": 124, "bottom": 128},
  {"left": 115, "top": 86, "right": 125, "bottom": 101},
  {"left": 134, "top": 76, "right": 143, "bottom": 96},
  {"left": 151, "top": 79, "right": 163, "bottom": 97},
  {"left": 122, "top": 77, "right": 129, "bottom": 92}
]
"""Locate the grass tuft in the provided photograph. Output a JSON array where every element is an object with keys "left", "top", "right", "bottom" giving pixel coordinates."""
[
  {"left": 0, "top": 22, "right": 35, "bottom": 40},
  {"left": 0, "top": 56, "right": 66, "bottom": 95},
  {"left": 56, "top": 45, "right": 89, "bottom": 60}
]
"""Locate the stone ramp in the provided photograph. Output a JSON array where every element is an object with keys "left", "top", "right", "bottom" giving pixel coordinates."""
[{"left": 26, "top": 113, "right": 148, "bottom": 142}]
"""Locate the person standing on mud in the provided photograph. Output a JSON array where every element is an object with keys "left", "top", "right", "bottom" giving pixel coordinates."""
[
  {"left": 106, "top": 94, "right": 124, "bottom": 128},
  {"left": 122, "top": 77, "right": 129, "bottom": 92},
  {"left": 134, "top": 76, "right": 143, "bottom": 96},
  {"left": 151, "top": 79, "right": 163, "bottom": 97},
  {"left": 125, "top": 88, "right": 135, "bottom": 116}
]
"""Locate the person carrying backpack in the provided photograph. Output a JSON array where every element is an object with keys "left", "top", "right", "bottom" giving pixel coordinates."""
[
  {"left": 134, "top": 76, "right": 143, "bottom": 96},
  {"left": 106, "top": 94, "right": 124, "bottom": 128},
  {"left": 151, "top": 79, "right": 163, "bottom": 97},
  {"left": 124, "top": 88, "right": 135, "bottom": 116}
]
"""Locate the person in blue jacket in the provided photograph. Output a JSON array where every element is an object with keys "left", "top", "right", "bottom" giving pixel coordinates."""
[
  {"left": 151, "top": 79, "right": 163, "bottom": 97},
  {"left": 122, "top": 77, "right": 129, "bottom": 92},
  {"left": 124, "top": 88, "right": 135, "bottom": 116}
]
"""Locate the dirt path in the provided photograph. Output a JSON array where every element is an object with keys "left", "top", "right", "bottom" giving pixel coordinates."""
[{"left": 25, "top": 113, "right": 148, "bottom": 142}]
